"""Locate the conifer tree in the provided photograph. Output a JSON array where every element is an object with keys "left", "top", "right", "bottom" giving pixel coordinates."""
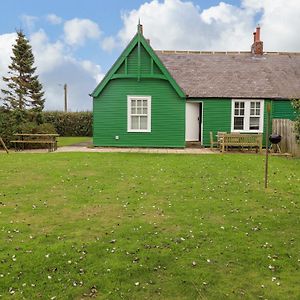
[{"left": 1, "top": 30, "right": 45, "bottom": 111}]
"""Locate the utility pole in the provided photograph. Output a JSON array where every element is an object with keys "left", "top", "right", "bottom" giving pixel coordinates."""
[{"left": 64, "top": 83, "right": 68, "bottom": 112}]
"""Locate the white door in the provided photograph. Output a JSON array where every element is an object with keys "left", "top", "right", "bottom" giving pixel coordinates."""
[{"left": 185, "top": 102, "right": 199, "bottom": 141}]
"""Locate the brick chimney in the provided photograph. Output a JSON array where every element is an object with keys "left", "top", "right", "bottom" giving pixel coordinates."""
[{"left": 251, "top": 26, "right": 263, "bottom": 55}]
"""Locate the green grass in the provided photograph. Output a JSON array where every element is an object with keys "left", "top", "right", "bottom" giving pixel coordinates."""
[
  {"left": 57, "top": 137, "right": 91, "bottom": 147},
  {"left": 0, "top": 153, "right": 299, "bottom": 299}
]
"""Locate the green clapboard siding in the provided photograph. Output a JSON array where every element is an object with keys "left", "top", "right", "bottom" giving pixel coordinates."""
[
  {"left": 116, "top": 44, "right": 161, "bottom": 76},
  {"left": 200, "top": 99, "right": 232, "bottom": 146},
  {"left": 190, "top": 99, "right": 295, "bottom": 147},
  {"left": 272, "top": 100, "right": 296, "bottom": 120},
  {"left": 93, "top": 78, "right": 185, "bottom": 147}
]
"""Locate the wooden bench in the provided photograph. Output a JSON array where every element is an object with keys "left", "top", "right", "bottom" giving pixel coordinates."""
[
  {"left": 220, "top": 133, "right": 262, "bottom": 153},
  {"left": 11, "top": 133, "right": 59, "bottom": 152}
]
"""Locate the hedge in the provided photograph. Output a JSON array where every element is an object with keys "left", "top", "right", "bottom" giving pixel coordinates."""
[
  {"left": 0, "top": 110, "right": 93, "bottom": 147},
  {"left": 43, "top": 111, "right": 92, "bottom": 137}
]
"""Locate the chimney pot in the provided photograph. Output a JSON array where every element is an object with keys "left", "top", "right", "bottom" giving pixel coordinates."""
[
  {"left": 255, "top": 26, "right": 261, "bottom": 42},
  {"left": 251, "top": 26, "right": 263, "bottom": 55}
]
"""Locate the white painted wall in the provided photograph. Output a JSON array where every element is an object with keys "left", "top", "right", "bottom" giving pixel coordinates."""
[{"left": 185, "top": 102, "right": 199, "bottom": 141}]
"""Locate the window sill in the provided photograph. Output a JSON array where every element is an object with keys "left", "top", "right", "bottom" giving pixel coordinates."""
[
  {"left": 231, "top": 130, "right": 263, "bottom": 134},
  {"left": 127, "top": 130, "right": 151, "bottom": 133}
]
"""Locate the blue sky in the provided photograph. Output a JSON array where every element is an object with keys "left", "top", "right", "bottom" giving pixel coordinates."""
[
  {"left": 0, "top": 0, "right": 241, "bottom": 70},
  {"left": 0, "top": 0, "right": 299, "bottom": 111}
]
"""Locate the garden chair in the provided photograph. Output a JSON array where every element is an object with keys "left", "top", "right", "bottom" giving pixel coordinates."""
[
  {"left": 210, "top": 131, "right": 219, "bottom": 149},
  {"left": 217, "top": 132, "right": 227, "bottom": 151}
]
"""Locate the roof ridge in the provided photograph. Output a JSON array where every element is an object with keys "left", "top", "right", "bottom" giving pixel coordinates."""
[{"left": 155, "top": 50, "right": 300, "bottom": 55}]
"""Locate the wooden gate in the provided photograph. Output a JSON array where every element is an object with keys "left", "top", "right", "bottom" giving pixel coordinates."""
[{"left": 272, "top": 119, "right": 300, "bottom": 156}]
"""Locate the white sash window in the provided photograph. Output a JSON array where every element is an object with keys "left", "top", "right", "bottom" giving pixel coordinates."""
[
  {"left": 231, "top": 100, "right": 264, "bottom": 133},
  {"left": 127, "top": 96, "right": 151, "bottom": 132}
]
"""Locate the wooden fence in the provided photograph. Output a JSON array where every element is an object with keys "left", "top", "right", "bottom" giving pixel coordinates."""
[{"left": 272, "top": 119, "right": 300, "bottom": 156}]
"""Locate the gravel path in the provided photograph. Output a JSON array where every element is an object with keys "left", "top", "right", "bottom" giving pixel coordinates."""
[{"left": 56, "top": 146, "right": 216, "bottom": 154}]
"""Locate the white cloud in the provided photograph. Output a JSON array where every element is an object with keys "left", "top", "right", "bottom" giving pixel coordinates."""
[
  {"left": 0, "top": 30, "right": 103, "bottom": 111},
  {"left": 0, "top": 33, "right": 17, "bottom": 75},
  {"left": 21, "top": 15, "right": 39, "bottom": 31},
  {"left": 46, "top": 14, "right": 63, "bottom": 25},
  {"left": 64, "top": 18, "right": 101, "bottom": 46},
  {"left": 243, "top": 0, "right": 300, "bottom": 51},
  {"left": 101, "top": 36, "right": 118, "bottom": 52},
  {"left": 30, "top": 30, "right": 65, "bottom": 73},
  {"left": 117, "top": 0, "right": 255, "bottom": 51},
  {"left": 29, "top": 30, "right": 103, "bottom": 110},
  {"left": 80, "top": 60, "right": 103, "bottom": 83},
  {"left": 116, "top": 0, "right": 300, "bottom": 52}
]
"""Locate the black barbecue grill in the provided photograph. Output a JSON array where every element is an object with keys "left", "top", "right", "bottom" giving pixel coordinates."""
[{"left": 269, "top": 133, "right": 282, "bottom": 152}]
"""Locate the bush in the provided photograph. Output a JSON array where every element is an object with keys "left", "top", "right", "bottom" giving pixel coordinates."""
[
  {"left": 0, "top": 109, "right": 92, "bottom": 149},
  {"left": 292, "top": 99, "right": 300, "bottom": 141},
  {"left": 36, "top": 123, "right": 57, "bottom": 134},
  {"left": 17, "top": 122, "right": 56, "bottom": 134},
  {"left": 42, "top": 111, "right": 92, "bottom": 136},
  {"left": 0, "top": 109, "right": 18, "bottom": 146}
]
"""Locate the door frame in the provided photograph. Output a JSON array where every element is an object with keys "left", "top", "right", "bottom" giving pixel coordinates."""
[
  {"left": 199, "top": 101, "right": 204, "bottom": 145},
  {"left": 185, "top": 101, "right": 204, "bottom": 145}
]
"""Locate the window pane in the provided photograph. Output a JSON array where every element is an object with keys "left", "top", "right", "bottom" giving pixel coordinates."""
[
  {"left": 131, "top": 107, "right": 136, "bottom": 114},
  {"left": 240, "top": 109, "right": 245, "bottom": 116},
  {"left": 235, "top": 102, "right": 239, "bottom": 108},
  {"left": 137, "top": 107, "right": 142, "bottom": 114},
  {"left": 143, "top": 108, "right": 147, "bottom": 114},
  {"left": 240, "top": 102, "right": 245, "bottom": 108},
  {"left": 140, "top": 116, "right": 148, "bottom": 130},
  {"left": 131, "top": 116, "right": 139, "bottom": 129},
  {"left": 250, "top": 117, "right": 260, "bottom": 130},
  {"left": 256, "top": 109, "right": 260, "bottom": 115},
  {"left": 234, "top": 109, "right": 239, "bottom": 115},
  {"left": 234, "top": 117, "right": 244, "bottom": 130},
  {"left": 250, "top": 108, "right": 255, "bottom": 115},
  {"left": 131, "top": 99, "right": 136, "bottom": 107},
  {"left": 250, "top": 102, "right": 255, "bottom": 108},
  {"left": 256, "top": 102, "right": 260, "bottom": 108},
  {"left": 143, "top": 100, "right": 147, "bottom": 107},
  {"left": 137, "top": 100, "right": 142, "bottom": 107}
]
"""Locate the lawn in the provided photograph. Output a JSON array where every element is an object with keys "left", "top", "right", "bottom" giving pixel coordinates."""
[
  {"left": 57, "top": 137, "right": 92, "bottom": 147},
  {"left": 0, "top": 153, "right": 299, "bottom": 299}
]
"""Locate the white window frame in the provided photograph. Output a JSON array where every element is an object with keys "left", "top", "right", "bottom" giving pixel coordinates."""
[
  {"left": 127, "top": 96, "right": 151, "bottom": 133},
  {"left": 231, "top": 99, "right": 264, "bottom": 133}
]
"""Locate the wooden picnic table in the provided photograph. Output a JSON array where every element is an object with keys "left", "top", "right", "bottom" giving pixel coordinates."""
[
  {"left": 220, "top": 133, "right": 263, "bottom": 153},
  {"left": 11, "top": 133, "right": 59, "bottom": 152}
]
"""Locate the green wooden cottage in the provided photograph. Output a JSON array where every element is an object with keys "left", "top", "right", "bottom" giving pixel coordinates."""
[{"left": 91, "top": 25, "right": 300, "bottom": 148}]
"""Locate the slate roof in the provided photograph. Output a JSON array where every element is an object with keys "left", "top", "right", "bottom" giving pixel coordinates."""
[{"left": 156, "top": 51, "right": 300, "bottom": 99}]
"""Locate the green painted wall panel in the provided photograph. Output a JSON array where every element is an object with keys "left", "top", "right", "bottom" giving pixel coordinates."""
[
  {"left": 140, "top": 45, "right": 151, "bottom": 75},
  {"left": 93, "top": 78, "right": 185, "bottom": 147},
  {"left": 190, "top": 98, "right": 294, "bottom": 147},
  {"left": 127, "top": 46, "right": 138, "bottom": 74},
  {"left": 190, "top": 99, "right": 232, "bottom": 146},
  {"left": 272, "top": 100, "right": 296, "bottom": 120},
  {"left": 153, "top": 63, "right": 162, "bottom": 75},
  {"left": 202, "top": 99, "right": 232, "bottom": 146},
  {"left": 116, "top": 62, "right": 125, "bottom": 74}
]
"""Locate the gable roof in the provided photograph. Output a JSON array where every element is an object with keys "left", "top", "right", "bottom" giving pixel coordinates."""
[
  {"left": 91, "top": 31, "right": 185, "bottom": 98},
  {"left": 156, "top": 50, "right": 300, "bottom": 99}
]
